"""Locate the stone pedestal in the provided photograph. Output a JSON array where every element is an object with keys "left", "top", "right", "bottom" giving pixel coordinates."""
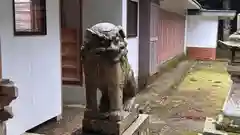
[
  {"left": 81, "top": 114, "right": 149, "bottom": 135},
  {"left": 82, "top": 111, "right": 138, "bottom": 135}
]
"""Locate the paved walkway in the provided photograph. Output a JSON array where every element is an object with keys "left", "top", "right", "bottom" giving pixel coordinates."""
[{"left": 28, "top": 60, "right": 230, "bottom": 135}]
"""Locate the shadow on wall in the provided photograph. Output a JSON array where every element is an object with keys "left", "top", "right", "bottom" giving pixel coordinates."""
[
  {"left": 62, "top": 78, "right": 139, "bottom": 105},
  {"left": 62, "top": 85, "right": 102, "bottom": 105}
]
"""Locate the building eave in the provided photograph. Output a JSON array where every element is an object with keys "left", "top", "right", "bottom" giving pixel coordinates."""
[
  {"left": 188, "top": 0, "right": 202, "bottom": 9},
  {"left": 159, "top": 0, "right": 202, "bottom": 15},
  {"left": 187, "top": 9, "right": 237, "bottom": 20}
]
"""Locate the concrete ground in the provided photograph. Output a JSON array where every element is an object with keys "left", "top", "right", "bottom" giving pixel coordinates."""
[{"left": 27, "top": 60, "right": 231, "bottom": 135}]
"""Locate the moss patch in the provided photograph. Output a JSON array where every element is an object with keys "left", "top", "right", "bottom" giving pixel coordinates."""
[
  {"left": 180, "top": 131, "right": 198, "bottom": 135},
  {"left": 177, "top": 61, "right": 230, "bottom": 116},
  {"left": 158, "top": 53, "right": 187, "bottom": 73},
  {"left": 229, "top": 133, "right": 240, "bottom": 135}
]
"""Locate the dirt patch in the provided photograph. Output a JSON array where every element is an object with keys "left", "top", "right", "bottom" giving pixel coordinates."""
[
  {"left": 142, "top": 61, "right": 231, "bottom": 135},
  {"left": 28, "top": 107, "right": 85, "bottom": 135}
]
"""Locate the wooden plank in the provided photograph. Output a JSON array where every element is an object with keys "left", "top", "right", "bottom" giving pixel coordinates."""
[{"left": 61, "top": 28, "right": 81, "bottom": 85}]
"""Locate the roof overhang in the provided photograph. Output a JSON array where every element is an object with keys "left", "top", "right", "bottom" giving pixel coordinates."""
[
  {"left": 188, "top": 0, "right": 202, "bottom": 9},
  {"left": 160, "top": 0, "right": 201, "bottom": 15},
  {"left": 188, "top": 9, "right": 237, "bottom": 20}
]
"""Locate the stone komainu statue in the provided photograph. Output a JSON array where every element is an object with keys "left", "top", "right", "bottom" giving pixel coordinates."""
[{"left": 80, "top": 23, "right": 137, "bottom": 121}]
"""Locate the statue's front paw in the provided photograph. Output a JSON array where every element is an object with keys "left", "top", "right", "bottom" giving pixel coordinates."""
[
  {"left": 123, "top": 98, "right": 135, "bottom": 112},
  {"left": 109, "top": 111, "right": 125, "bottom": 121}
]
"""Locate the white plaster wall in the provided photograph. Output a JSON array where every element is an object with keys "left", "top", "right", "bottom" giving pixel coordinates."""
[
  {"left": 82, "top": 0, "right": 123, "bottom": 32},
  {"left": 127, "top": 38, "right": 139, "bottom": 78},
  {"left": 82, "top": 0, "right": 139, "bottom": 78},
  {"left": 0, "top": 0, "right": 62, "bottom": 135},
  {"left": 187, "top": 15, "right": 219, "bottom": 48}
]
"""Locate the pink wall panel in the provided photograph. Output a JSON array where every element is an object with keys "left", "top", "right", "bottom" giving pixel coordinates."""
[{"left": 157, "top": 9, "right": 185, "bottom": 64}]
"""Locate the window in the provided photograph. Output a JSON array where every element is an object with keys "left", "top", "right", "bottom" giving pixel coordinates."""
[
  {"left": 127, "top": 0, "right": 138, "bottom": 38},
  {"left": 13, "top": 0, "right": 47, "bottom": 36}
]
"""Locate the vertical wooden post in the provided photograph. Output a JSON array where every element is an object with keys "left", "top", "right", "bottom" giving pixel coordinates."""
[
  {"left": 60, "top": 0, "right": 65, "bottom": 28},
  {"left": 78, "top": 0, "right": 84, "bottom": 86}
]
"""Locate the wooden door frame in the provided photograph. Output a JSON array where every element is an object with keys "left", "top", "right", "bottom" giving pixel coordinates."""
[
  {"left": 77, "top": 0, "right": 83, "bottom": 86},
  {"left": 60, "top": 0, "right": 83, "bottom": 86},
  {"left": 78, "top": 0, "right": 84, "bottom": 86}
]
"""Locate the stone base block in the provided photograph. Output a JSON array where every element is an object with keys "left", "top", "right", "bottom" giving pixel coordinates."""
[
  {"left": 203, "top": 117, "right": 228, "bottom": 135},
  {"left": 82, "top": 111, "right": 138, "bottom": 135},
  {"left": 81, "top": 114, "right": 149, "bottom": 135}
]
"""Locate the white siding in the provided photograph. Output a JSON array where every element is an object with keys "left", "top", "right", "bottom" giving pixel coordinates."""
[
  {"left": 0, "top": 0, "right": 62, "bottom": 135},
  {"left": 187, "top": 15, "right": 219, "bottom": 48}
]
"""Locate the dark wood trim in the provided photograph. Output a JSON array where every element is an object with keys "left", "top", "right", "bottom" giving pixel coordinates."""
[
  {"left": 61, "top": 0, "right": 83, "bottom": 86},
  {"left": 12, "top": 0, "right": 47, "bottom": 36},
  {"left": 187, "top": 9, "right": 201, "bottom": 15},
  {"left": 127, "top": 0, "right": 138, "bottom": 38},
  {"left": 63, "top": 79, "right": 82, "bottom": 85},
  {"left": 78, "top": 0, "right": 83, "bottom": 86},
  {"left": 127, "top": 34, "right": 138, "bottom": 38},
  {"left": 60, "top": 0, "right": 64, "bottom": 28}
]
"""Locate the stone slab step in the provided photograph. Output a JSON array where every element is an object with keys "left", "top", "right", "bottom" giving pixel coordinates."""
[
  {"left": 122, "top": 114, "right": 149, "bottom": 135},
  {"left": 81, "top": 114, "right": 150, "bottom": 135}
]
